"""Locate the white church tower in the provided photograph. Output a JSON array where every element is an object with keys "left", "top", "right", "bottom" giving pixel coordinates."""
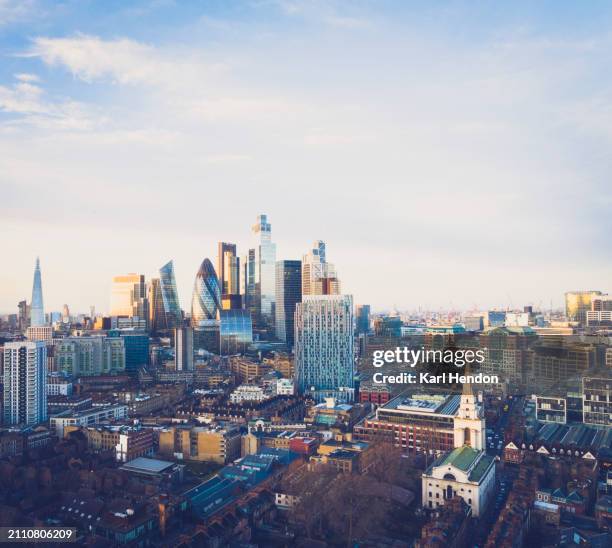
[{"left": 453, "top": 372, "right": 486, "bottom": 450}]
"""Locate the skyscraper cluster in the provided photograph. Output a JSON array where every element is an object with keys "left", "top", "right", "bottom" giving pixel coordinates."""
[{"left": 8, "top": 213, "right": 358, "bottom": 429}]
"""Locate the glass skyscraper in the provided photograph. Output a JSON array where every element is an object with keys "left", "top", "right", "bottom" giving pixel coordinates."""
[
  {"left": 219, "top": 310, "right": 253, "bottom": 355},
  {"left": 149, "top": 278, "right": 164, "bottom": 332},
  {"left": 30, "top": 257, "right": 45, "bottom": 327},
  {"left": 294, "top": 294, "right": 354, "bottom": 402},
  {"left": 159, "top": 260, "right": 182, "bottom": 328},
  {"left": 275, "top": 260, "right": 302, "bottom": 349},
  {"left": 250, "top": 214, "right": 276, "bottom": 329},
  {"left": 191, "top": 258, "right": 221, "bottom": 327}
]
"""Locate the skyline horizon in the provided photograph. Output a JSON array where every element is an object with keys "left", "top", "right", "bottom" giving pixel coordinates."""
[{"left": 2, "top": 245, "right": 604, "bottom": 317}]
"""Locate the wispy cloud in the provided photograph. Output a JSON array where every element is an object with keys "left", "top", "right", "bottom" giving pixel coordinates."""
[
  {"left": 0, "top": 74, "right": 102, "bottom": 130},
  {"left": 0, "top": 0, "right": 36, "bottom": 26},
  {"left": 0, "top": 2, "right": 611, "bottom": 311}
]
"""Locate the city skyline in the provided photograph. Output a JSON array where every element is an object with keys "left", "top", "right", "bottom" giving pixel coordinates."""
[
  {"left": 2, "top": 247, "right": 610, "bottom": 316},
  {"left": 1, "top": 1, "right": 612, "bottom": 312}
]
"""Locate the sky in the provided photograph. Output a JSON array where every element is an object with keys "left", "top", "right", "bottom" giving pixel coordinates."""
[{"left": 1, "top": 0, "right": 611, "bottom": 315}]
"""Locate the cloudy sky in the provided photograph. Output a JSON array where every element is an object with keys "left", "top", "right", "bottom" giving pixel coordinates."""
[{"left": 1, "top": 0, "right": 610, "bottom": 314}]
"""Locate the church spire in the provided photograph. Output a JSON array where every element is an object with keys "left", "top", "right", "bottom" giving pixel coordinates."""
[{"left": 461, "top": 363, "right": 474, "bottom": 397}]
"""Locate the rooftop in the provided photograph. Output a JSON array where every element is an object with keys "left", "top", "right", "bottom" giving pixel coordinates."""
[
  {"left": 439, "top": 445, "right": 480, "bottom": 471},
  {"left": 120, "top": 457, "right": 175, "bottom": 475},
  {"left": 382, "top": 393, "right": 460, "bottom": 416}
]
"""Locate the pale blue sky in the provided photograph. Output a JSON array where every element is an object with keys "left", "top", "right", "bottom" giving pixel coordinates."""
[{"left": 1, "top": 0, "right": 610, "bottom": 314}]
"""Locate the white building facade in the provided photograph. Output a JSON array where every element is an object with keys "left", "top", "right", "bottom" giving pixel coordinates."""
[
  {"left": 3, "top": 341, "right": 48, "bottom": 426},
  {"left": 422, "top": 380, "right": 495, "bottom": 517}
]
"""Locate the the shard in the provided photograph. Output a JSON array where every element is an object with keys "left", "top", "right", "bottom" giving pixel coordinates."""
[{"left": 30, "top": 257, "right": 45, "bottom": 326}]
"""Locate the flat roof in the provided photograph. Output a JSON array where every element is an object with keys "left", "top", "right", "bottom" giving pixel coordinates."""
[
  {"left": 121, "top": 457, "right": 175, "bottom": 474},
  {"left": 383, "top": 394, "right": 460, "bottom": 416}
]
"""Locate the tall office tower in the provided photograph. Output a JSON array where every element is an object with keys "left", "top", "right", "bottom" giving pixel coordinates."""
[
  {"left": 3, "top": 341, "right": 48, "bottom": 426},
  {"left": 191, "top": 259, "right": 221, "bottom": 327},
  {"left": 242, "top": 248, "right": 257, "bottom": 318},
  {"left": 174, "top": 327, "right": 194, "bottom": 371},
  {"left": 217, "top": 243, "right": 241, "bottom": 310},
  {"left": 355, "top": 305, "right": 371, "bottom": 335},
  {"left": 62, "top": 304, "right": 70, "bottom": 323},
  {"left": 565, "top": 290, "right": 603, "bottom": 324},
  {"left": 275, "top": 260, "right": 302, "bottom": 348},
  {"left": 110, "top": 274, "right": 149, "bottom": 323},
  {"left": 149, "top": 261, "right": 182, "bottom": 332},
  {"left": 294, "top": 294, "right": 354, "bottom": 402},
  {"left": 30, "top": 257, "right": 45, "bottom": 327},
  {"left": 18, "top": 300, "right": 29, "bottom": 332},
  {"left": 250, "top": 215, "right": 277, "bottom": 327},
  {"left": 149, "top": 278, "right": 164, "bottom": 332},
  {"left": 301, "top": 241, "right": 341, "bottom": 296}
]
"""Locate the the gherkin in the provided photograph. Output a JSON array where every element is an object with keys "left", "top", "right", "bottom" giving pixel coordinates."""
[{"left": 190, "top": 259, "right": 221, "bottom": 327}]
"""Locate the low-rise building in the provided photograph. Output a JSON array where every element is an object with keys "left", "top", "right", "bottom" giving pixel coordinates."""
[
  {"left": 230, "top": 385, "right": 268, "bottom": 404},
  {"left": 46, "top": 372, "right": 73, "bottom": 396},
  {"left": 65, "top": 424, "right": 154, "bottom": 462},
  {"left": 50, "top": 404, "right": 128, "bottom": 437},
  {"left": 158, "top": 424, "right": 241, "bottom": 464}
]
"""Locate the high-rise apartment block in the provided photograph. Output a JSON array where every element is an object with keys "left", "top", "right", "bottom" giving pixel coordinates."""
[
  {"left": 3, "top": 341, "right": 48, "bottom": 426},
  {"left": 294, "top": 294, "right": 354, "bottom": 402}
]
